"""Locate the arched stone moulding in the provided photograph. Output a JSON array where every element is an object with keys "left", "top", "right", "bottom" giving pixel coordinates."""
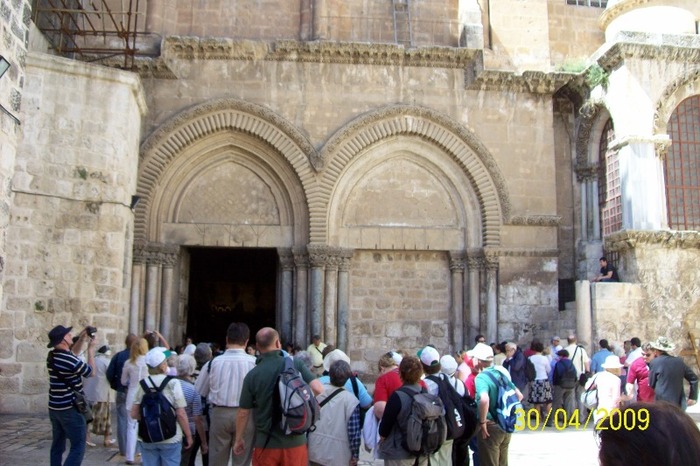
[
  {"left": 135, "top": 98, "right": 319, "bottom": 243},
  {"left": 315, "top": 105, "right": 510, "bottom": 247},
  {"left": 653, "top": 66, "right": 700, "bottom": 146}
]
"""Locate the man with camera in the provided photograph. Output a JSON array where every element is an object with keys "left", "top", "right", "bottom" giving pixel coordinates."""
[{"left": 47, "top": 325, "right": 97, "bottom": 466}]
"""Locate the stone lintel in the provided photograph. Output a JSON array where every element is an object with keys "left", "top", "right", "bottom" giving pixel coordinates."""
[
  {"left": 594, "top": 33, "right": 700, "bottom": 71},
  {"left": 606, "top": 230, "right": 700, "bottom": 252},
  {"left": 508, "top": 215, "right": 561, "bottom": 227},
  {"left": 608, "top": 134, "right": 671, "bottom": 152},
  {"left": 466, "top": 70, "right": 575, "bottom": 94},
  {"left": 160, "top": 37, "right": 482, "bottom": 69}
]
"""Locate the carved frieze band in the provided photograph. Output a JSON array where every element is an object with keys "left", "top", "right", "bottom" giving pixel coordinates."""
[
  {"left": 597, "top": 37, "right": 700, "bottom": 72},
  {"left": 605, "top": 230, "right": 700, "bottom": 252},
  {"left": 134, "top": 242, "right": 180, "bottom": 266},
  {"left": 508, "top": 215, "right": 561, "bottom": 227},
  {"left": 467, "top": 70, "right": 574, "bottom": 94},
  {"left": 575, "top": 164, "right": 599, "bottom": 182},
  {"left": 162, "top": 37, "right": 481, "bottom": 69}
]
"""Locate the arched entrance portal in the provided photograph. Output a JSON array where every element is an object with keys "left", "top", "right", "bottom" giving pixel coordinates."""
[{"left": 186, "top": 247, "right": 278, "bottom": 347}]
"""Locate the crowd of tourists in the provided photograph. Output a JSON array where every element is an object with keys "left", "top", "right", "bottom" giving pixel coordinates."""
[{"left": 46, "top": 323, "right": 700, "bottom": 466}]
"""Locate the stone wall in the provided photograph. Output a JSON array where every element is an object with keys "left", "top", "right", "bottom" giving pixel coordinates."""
[
  {"left": 0, "top": 0, "right": 31, "bottom": 362},
  {"left": 0, "top": 53, "right": 145, "bottom": 412},
  {"left": 348, "top": 250, "right": 450, "bottom": 374}
]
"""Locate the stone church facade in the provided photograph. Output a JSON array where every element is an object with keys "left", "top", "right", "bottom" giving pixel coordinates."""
[{"left": 0, "top": 0, "right": 699, "bottom": 411}]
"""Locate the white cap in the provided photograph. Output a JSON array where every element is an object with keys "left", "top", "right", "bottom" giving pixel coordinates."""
[
  {"left": 323, "top": 349, "right": 351, "bottom": 372},
  {"left": 389, "top": 351, "right": 403, "bottom": 365},
  {"left": 468, "top": 342, "right": 494, "bottom": 362},
  {"left": 440, "top": 355, "right": 458, "bottom": 376},
  {"left": 419, "top": 346, "right": 440, "bottom": 366},
  {"left": 183, "top": 343, "right": 196, "bottom": 355},
  {"left": 145, "top": 347, "right": 168, "bottom": 368}
]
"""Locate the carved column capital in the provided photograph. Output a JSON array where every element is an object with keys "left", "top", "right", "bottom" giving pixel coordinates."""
[
  {"left": 278, "top": 248, "right": 295, "bottom": 271},
  {"left": 449, "top": 251, "right": 466, "bottom": 271},
  {"left": 484, "top": 250, "right": 500, "bottom": 270},
  {"left": 137, "top": 242, "right": 179, "bottom": 266},
  {"left": 293, "top": 247, "right": 309, "bottom": 268}
]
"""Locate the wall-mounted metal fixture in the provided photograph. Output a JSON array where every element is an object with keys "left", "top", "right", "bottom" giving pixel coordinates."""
[
  {"left": 0, "top": 56, "right": 10, "bottom": 79},
  {"left": 130, "top": 195, "right": 141, "bottom": 211}
]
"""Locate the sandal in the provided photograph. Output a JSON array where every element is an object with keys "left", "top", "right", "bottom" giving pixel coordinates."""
[
  {"left": 86, "top": 441, "right": 97, "bottom": 447},
  {"left": 104, "top": 439, "right": 116, "bottom": 447}
]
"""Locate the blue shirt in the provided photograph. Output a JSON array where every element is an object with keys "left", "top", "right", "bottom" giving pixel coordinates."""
[
  {"left": 317, "top": 374, "right": 372, "bottom": 408},
  {"left": 590, "top": 349, "right": 613, "bottom": 373},
  {"left": 106, "top": 348, "right": 130, "bottom": 392},
  {"left": 47, "top": 349, "right": 92, "bottom": 410}
]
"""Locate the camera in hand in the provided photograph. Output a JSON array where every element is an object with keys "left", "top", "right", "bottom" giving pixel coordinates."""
[{"left": 85, "top": 326, "right": 97, "bottom": 338}]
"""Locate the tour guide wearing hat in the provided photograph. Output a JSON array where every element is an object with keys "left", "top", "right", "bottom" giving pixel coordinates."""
[
  {"left": 473, "top": 342, "right": 523, "bottom": 466},
  {"left": 648, "top": 336, "right": 699, "bottom": 410},
  {"left": 46, "top": 324, "right": 97, "bottom": 466}
]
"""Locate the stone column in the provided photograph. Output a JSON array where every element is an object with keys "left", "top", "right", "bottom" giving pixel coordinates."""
[
  {"left": 293, "top": 248, "right": 309, "bottom": 346},
  {"left": 466, "top": 253, "right": 483, "bottom": 346},
  {"left": 144, "top": 260, "right": 160, "bottom": 333},
  {"left": 336, "top": 250, "right": 353, "bottom": 352},
  {"left": 278, "top": 249, "right": 295, "bottom": 344},
  {"left": 312, "top": 0, "right": 329, "bottom": 40},
  {"left": 484, "top": 251, "right": 499, "bottom": 344},
  {"left": 323, "top": 250, "right": 340, "bottom": 347},
  {"left": 130, "top": 244, "right": 147, "bottom": 335},
  {"left": 449, "top": 251, "right": 466, "bottom": 353},
  {"left": 617, "top": 140, "right": 666, "bottom": 230},
  {"left": 159, "top": 247, "right": 179, "bottom": 345},
  {"left": 307, "top": 245, "right": 327, "bottom": 341},
  {"left": 576, "top": 280, "right": 593, "bottom": 350}
]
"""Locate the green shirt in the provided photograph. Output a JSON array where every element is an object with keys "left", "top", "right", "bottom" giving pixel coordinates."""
[
  {"left": 474, "top": 367, "right": 513, "bottom": 422},
  {"left": 239, "top": 350, "right": 317, "bottom": 449}
]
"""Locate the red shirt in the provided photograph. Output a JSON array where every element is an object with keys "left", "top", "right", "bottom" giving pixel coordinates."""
[
  {"left": 373, "top": 368, "right": 403, "bottom": 403},
  {"left": 627, "top": 356, "right": 654, "bottom": 402},
  {"left": 373, "top": 368, "right": 427, "bottom": 403}
]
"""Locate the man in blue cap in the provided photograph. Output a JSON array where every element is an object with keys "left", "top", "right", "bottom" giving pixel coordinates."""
[{"left": 46, "top": 325, "right": 96, "bottom": 466}]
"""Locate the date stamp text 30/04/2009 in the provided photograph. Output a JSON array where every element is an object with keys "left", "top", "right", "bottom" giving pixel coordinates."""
[{"left": 514, "top": 407, "right": 650, "bottom": 431}]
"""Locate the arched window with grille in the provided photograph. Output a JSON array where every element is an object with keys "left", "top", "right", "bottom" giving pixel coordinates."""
[
  {"left": 664, "top": 95, "right": 700, "bottom": 231},
  {"left": 598, "top": 119, "right": 621, "bottom": 236}
]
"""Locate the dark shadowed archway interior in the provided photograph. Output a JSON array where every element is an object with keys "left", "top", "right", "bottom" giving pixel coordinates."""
[{"left": 186, "top": 247, "right": 277, "bottom": 348}]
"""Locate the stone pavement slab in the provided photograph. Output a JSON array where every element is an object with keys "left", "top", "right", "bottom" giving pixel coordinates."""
[{"left": 2, "top": 412, "right": 698, "bottom": 466}]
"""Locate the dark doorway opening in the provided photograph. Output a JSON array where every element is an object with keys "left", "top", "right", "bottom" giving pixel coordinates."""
[{"left": 186, "top": 247, "right": 278, "bottom": 348}]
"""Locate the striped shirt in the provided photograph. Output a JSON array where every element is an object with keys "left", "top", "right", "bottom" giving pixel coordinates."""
[
  {"left": 47, "top": 349, "right": 92, "bottom": 410},
  {"left": 179, "top": 378, "right": 203, "bottom": 436},
  {"left": 194, "top": 348, "right": 255, "bottom": 407}
]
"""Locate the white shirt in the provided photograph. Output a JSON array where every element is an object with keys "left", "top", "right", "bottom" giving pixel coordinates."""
[
  {"left": 83, "top": 353, "right": 111, "bottom": 403},
  {"left": 565, "top": 344, "right": 590, "bottom": 377},
  {"left": 121, "top": 355, "right": 148, "bottom": 410},
  {"left": 529, "top": 354, "right": 551, "bottom": 380},
  {"left": 195, "top": 348, "right": 255, "bottom": 407},
  {"left": 626, "top": 347, "right": 643, "bottom": 367}
]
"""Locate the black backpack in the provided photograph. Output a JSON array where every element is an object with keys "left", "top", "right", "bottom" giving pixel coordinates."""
[
  {"left": 426, "top": 374, "right": 478, "bottom": 441},
  {"left": 556, "top": 359, "right": 578, "bottom": 389},
  {"left": 138, "top": 376, "right": 178, "bottom": 443},
  {"left": 526, "top": 357, "right": 537, "bottom": 382},
  {"left": 398, "top": 386, "right": 447, "bottom": 456}
]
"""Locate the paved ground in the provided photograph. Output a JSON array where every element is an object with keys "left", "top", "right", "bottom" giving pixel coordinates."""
[{"left": 1, "top": 409, "right": 697, "bottom": 466}]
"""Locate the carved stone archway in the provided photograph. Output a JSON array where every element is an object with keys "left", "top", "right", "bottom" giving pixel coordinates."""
[{"left": 315, "top": 104, "right": 510, "bottom": 247}]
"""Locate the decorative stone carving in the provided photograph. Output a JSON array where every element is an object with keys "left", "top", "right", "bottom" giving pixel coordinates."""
[
  {"left": 606, "top": 230, "right": 700, "bottom": 252},
  {"left": 138, "top": 243, "right": 180, "bottom": 266},
  {"left": 653, "top": 66, "right": 700, "bottom": 136},
  {"left": 293, "top": 247, "right": 309, "bottom": 268},
  {"left": 161, "top": 37, "right": 481, "bottom": 69},
  {"left": 508, "top": 215, "right": 561, "bottom": 227},
  {"left": 278, "top": 248, "right": 295, "bottom": 271},
  {"left": 483, "top": 250, "right": 500, "bottom": 270},
  {"left": 597, "top": 37, "right": 700, "bottom": 73},
  {"left": 448, "top": 251, "right": 466, "bottom": 271},
  {"left": 136, "top": 98, "right": 319, "bottom": 242},
  {"left": 467, "top": 70, "right": 574, "bottom": 94},
  {"left": 575, "top": 102, "right": 606, "bottom": 167},
  {"left": 497, "top": 248, "right": 560, "bottom": 257},
  {"left": 575, "top": 163, "right": 599, "bottom": 182},
  {"left": 316, "top": 104, "right": 510, "bottom": 246}
]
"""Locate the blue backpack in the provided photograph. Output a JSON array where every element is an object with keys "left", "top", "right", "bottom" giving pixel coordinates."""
[
  {"left": 483, "top": 370, "right": 522, "bottom": 433},
  {"left": 138, "top": 376, "right": 178, "bottom": 443}
]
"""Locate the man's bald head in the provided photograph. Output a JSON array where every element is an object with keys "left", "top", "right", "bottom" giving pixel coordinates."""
[{"left": 256, "top": 327, "right": 280, "bottom": 352}]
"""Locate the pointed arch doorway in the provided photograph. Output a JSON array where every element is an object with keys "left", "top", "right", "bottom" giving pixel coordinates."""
[{"left": 186, "top": 247, "right": 278, "bottom": 348}]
